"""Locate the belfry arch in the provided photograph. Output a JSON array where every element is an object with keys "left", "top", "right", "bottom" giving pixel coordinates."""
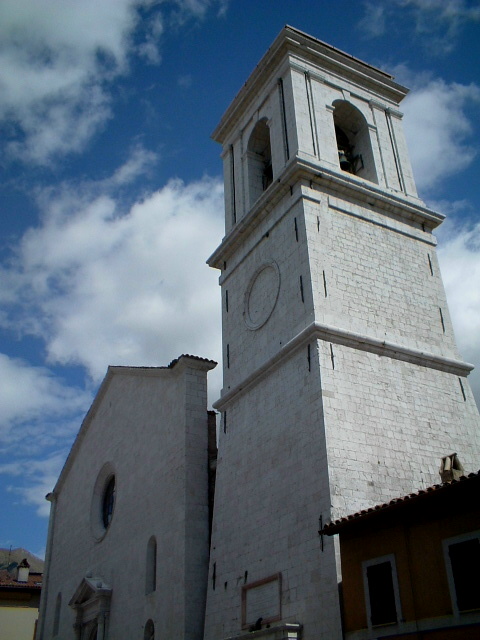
[
  {"left": 333, "top": 100, "right": 377, "bottom": 183},
  {"left": 246, "top": 118, "right": 273, "bottom": 207}
]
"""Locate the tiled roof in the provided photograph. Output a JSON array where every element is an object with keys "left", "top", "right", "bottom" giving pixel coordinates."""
[
  {"left": 0, "top": 569, "right": 42, "bottom": 590},
  {"left": 108, "top": 354, "right": 217, "bottom": 372},
  {"left": 167, "top": 354, "right": 218, "bottom": 368},
  {"left": 322, "top": 471, "right": 480, "bottom": 535}
]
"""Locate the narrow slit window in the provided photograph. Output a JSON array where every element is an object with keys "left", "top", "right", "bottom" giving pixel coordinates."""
[
  {"left": 439, "top": 307, "right": 446, "bottom": 333},
  {"left": 145, "top": 536, "right": 157, "bottom": 594},
  {"left": 53, "top": 592, "right": 61, "bottom": 636}
]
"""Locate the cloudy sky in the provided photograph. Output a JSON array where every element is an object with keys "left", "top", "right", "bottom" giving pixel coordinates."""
[{"left": 0, "top": 0, "right": 479, "bottom": 557}]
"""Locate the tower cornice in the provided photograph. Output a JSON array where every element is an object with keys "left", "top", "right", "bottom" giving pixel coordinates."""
[
  {"left": 207, "top": 156, "right": 444, "bottom": 270},
  {"left": 213, "top": 321, "right": 474, "bottom": 411},
  {"left": 212, "top": 26, "right": 408, "bottom": 145}
]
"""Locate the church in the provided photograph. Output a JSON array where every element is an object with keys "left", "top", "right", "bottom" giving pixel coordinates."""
[{"left": 35, "top": 26, "right": 480, "bottom": 640}]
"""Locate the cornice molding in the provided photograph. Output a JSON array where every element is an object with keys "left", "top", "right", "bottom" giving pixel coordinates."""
[
  {"left": 207, "top": 156, "right": 443, "bottom": 269},
  {"left": 214, "top": 321, "right": 473, "bottom": 410}
]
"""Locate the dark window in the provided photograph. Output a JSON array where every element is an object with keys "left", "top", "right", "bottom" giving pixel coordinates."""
[
  {"left": 366, "top": 561, "right": 398, "bottom": 626},
  {"left": 53, "top": 592, "right": 61, "bottom": 636},
  {"left": 144, "top": 619, "right": 155, "bottom": 640},
  {"left": 448, "top": 538, "right": 480, "bottom": 612},
  {"left": 102, "top": 476, "right": 115, "bottom": 528},
  {"left": 332, "top": 100, "right": 377, "bottom": 183},
  {"left": 146, "top": 536, "right": 157, "bottom": 594},
  {"left": 247, "top": 119, "right": 273, "bottom": 206}
]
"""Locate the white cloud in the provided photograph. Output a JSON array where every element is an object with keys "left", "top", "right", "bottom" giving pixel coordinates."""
[
  {"left": 359, "top": 0, "right": 480, "bottom": 50},
  {"left": 104, "top": 145, "right": 159, "bottom": 188},
  {"left": 400, "top": 73, "right": 480, "bottom": 192},
  {"left": 0, "top": 0, "right": 229, "bottom": 165},
  {"left": 0, "top": 159, "right": 224, "bottom": 514},
  {"left": 398, "top": 71, "right": 480, "bottom": 407},
  {"left": 435, "top": 212, "right": 480, "bottom": 407},
  {"left": 1, "top": 168, "right": 224, "bottom": 399},
  {"left": 398, "top": 0, "right": 480, "bottom": 49},
  {"left": 0, "top": 452, "right": 68, "bottom": 517},
  {"left": 0, "top": 353, "right": 91, "bottom": 445},
  {"left": 357, "top": 2, "right": 386, "bottom": 37},
  {"left": 0, "top": 0, "right": 141, "bottom": 164}
]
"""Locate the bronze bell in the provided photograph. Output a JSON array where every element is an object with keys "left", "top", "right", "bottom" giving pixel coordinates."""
[{"left": 338, "top": 150, "right": 351, "bottom": 171}]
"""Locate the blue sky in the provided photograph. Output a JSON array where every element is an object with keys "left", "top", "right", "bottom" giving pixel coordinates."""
[{"left": 0, "top": 0, "right": 479, "bottom": 558}]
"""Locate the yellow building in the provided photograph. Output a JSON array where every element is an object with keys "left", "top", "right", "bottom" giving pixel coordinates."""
[
  {"left": 0, "top": 561, "right": 42, "bottom": 640},
  {"left": 323, "top": 471, "right": 480, "bottom": 639}
]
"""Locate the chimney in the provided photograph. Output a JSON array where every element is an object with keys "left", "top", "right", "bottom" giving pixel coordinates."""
[
  {"left": 16, "top": 558, "right": 30, "bottom": 583},
  {"left": 440, "top": 453, "right": 465, "bottom": 483}
]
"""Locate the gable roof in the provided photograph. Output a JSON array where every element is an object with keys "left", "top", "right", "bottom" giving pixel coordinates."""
[
  {"left": 69, "top": 576, "right": 112, "bottom": 607},
  {"left": 48, "top": 354, "right": 216, "bottom": 499}
]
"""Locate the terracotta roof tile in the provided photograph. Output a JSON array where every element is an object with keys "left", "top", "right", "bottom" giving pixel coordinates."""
[
  {"left": 322, "top": 470, "right": 480, "bottom": 535},
  {"left": 0, "top": 569, "right": 42, "bottom": 589}
]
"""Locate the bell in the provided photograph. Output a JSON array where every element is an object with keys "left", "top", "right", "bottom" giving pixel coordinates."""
[{"left": 338, "top": 150, "right": 351, "bottom": 171}]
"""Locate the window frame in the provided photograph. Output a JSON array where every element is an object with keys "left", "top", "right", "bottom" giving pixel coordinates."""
[
  {"left": 443, "top": 530, "right": 480, "bottom": 616},
  {"left": 362, "top": 554, "right": 402, "bottom": 630}
]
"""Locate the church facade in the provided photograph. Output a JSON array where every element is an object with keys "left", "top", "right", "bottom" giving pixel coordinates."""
[
  {"left": 36, "top": 27, "right": 480, "bottom": 640},
  {"left": 35, "top": 357, "right": 217, "bottom": 640}
]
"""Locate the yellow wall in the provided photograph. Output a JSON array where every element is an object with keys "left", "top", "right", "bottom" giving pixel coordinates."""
[
  {"left": 0, "top": 606, "right": 38, "bottom": 640},
  {"left": 340, "top": 508, "right": 479, "bottom": 634}
]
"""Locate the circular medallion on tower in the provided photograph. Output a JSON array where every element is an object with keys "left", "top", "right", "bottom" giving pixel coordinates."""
[{"left": 244, "top": 261, "right": 280, "bottom": 330}]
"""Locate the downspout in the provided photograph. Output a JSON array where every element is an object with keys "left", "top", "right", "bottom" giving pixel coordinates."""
[{"left": 35, "top": 491, "right": 57, "bottom": 640}]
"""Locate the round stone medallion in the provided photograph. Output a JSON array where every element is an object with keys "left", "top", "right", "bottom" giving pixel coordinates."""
[{"left": 244, "top": 261, "right": 280, "bottom": 330}]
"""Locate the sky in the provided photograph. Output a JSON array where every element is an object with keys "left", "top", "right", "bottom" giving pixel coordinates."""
[{"left": 0, "top": 0, "right": 479, "bottom": 558}]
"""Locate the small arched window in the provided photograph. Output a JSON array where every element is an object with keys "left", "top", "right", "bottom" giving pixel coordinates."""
[
  {"left": 144, "top": 619, "right": 155, "bottom": 640},
  {"left": 53, "top": 592, "right": 61, "bottom": 636},
  {"left": 145, "top": 536, "right": 157, "bottom": 594},
  {"left": 247, "top": 119, "right": 273, "bottom": 207},
  {"left": 102, "top": 476, "right": 115, "bottom": 529},
  {"left": 333, "top": 100, "right": 377, "bottom": 184}
]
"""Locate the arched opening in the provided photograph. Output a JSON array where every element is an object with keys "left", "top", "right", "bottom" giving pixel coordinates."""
[
  {"left": 247, "top": 119, "right": 273, "bottom": 206},
  {"left": 333, "top": 101, "right": 377, "bottom": 183},
  {"left": 145, "top": 536, "right": 157, "bottom": 594},
  {"left": 144, "top": 619, "right": 155, "bottom": 640},
  {"left": 53, "top": 592, "right": 61, "bottom": 636}
]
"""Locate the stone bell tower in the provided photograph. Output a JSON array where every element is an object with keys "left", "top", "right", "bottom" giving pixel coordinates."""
[{"left": 204, "top": 26, "right": 480, "bottom": 640}]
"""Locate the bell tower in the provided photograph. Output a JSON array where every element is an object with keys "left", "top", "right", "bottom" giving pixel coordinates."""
[{"left": 204, "top": 27, "right": 480, "bottom": 640}]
